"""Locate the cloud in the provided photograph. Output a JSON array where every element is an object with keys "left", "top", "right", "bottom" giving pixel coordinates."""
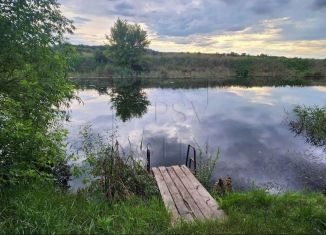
[
  {"left": 250, "top": 0, "right": 291, "bottom": 15},
  {"left": 115, "top": 2, "right": 133, "bottom": 10},
  {"left": 112, "top": 2, "right": 135, "bottom": 16},
  {"left": 312, "top": 0, "right": 326, "bottom": 9},
  {"left": 219, "top": 0, "right": 239, "bottom": 5},
  {"left": 73, "top": 16, "right": 91, "bottom": 25},
  {"left": 59, "top": 0, "right": 326, "bottom": 58}
]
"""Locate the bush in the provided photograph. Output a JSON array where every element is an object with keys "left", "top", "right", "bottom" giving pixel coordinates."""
[
  {"left": 0, "top": 1, "right": 75, "bottom": 184},
  {"left": 74, "top": 125, "right": 158, "bottom": 200}
]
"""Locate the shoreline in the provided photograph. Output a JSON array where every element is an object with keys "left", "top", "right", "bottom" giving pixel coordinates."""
[{"left": 71, "top": 75, "right": 326, "bottom": 89}]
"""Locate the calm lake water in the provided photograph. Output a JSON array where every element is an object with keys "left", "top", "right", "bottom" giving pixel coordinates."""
[{"left": 67, "top": 84, "right": 326, "bottom": 192}]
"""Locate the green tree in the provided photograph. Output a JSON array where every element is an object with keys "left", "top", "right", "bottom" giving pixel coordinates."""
[
  {"left": 106, "top": 18, "right": 150, "bottom": 76},
  {"left": 0, "top": 0, "right": 75, "bottom": 184}
]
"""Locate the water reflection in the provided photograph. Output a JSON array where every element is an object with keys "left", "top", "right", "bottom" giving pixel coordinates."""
[
  {"left": 110, "top": 78, "right": 150, "bottom": 122},
  {"left": 67, "top": 85, "right": 326, "bottom": 192},
  {"left": 288, "top": 106, "right": 326, "bottom": 151}
]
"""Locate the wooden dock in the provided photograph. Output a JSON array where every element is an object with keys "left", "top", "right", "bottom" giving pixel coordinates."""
[{"left": 152, "top": 165, "right": 226, "bottom": 223}]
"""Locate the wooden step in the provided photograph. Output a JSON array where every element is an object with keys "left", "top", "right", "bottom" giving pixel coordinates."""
[{"left": 152, "top": 165, "right": 226, "bottom": 224}]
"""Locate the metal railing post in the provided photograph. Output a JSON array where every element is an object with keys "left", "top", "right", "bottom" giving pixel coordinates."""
[
  {"left": 186, "top": 145, "right": 190, "bottom": 166},
  {"left": 186, "top": 144, "right": 197, "bottom": 175},
  {"left": 146, "top": 144, "right": 151, "bottom": 173}
]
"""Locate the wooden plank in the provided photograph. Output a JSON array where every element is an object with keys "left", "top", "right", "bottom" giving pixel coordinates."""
[
  {"left": 166, "top": 166, "right": 205, "bottom": 220},
  {"left": 158, "top": 167, "right": 194, "bottom": 222},
  {"left": 180, "top": 165, "right": 227, "bottom": 220},
  {"left": 172, "top": 165, "right": 219, "bottom": 219},
  {"left": 152, "top": 167, "right": 180, "bottom": 224}
]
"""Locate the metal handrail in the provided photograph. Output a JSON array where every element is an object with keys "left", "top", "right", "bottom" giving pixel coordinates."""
[
  {"left": 146, "top": 143, "right": 151, "bottom": 172},
  {"left": 186, "top": 144, "right": 197, "bottom": 175}
]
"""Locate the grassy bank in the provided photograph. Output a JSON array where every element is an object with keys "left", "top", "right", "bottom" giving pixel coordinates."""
[
  {"left": 0, "top": 183, "right": 170, "bottom": 234},
  {"left": 1, "top": 183, "right": 325, "bottom": 234},
  {"left": 69, "top": 45, "right": 326, "bottom": 86}
]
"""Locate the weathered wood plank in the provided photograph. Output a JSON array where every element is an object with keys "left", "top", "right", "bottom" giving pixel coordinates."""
[
  {"left": 172, "top": 165, "right": 218, "bottom": 219},
  {"left": 153, "top": 165, "right": 226, "bottom": 224},
  {"left": 152, "top": 167, "right": 180, "bottom": 224},
  {"left": 166, "top": 166, "right": 205, "bottom": 220},
  {"left": 158, "top": 167, "right": 194, "bottom": 222},
  {"left": 180, "top": 165, "right": 227, "bottom": 220}
]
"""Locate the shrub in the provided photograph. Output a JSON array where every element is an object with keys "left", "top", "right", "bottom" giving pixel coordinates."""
[
  {"left": 74, "top": 125, "right": 158, "bottom": 200},
  {"left": 0, "top": 1, "right": 75, "bottom": 184}
]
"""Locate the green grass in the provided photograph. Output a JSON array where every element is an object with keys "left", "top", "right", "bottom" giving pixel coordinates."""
[
  {"left": 0, "top": 183, "right": 170, "bottom": 234},
  {"left": 1, "top": 184, "right": 326, "bottom": 234},
  {"left": 170, "top": 190, "right": 326, "bottom": 234}
]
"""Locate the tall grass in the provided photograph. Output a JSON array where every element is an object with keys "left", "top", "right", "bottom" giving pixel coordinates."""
[
  {"left": 170, "top": 190, "right": 326, "bottom": 234},
  {"left": 196, "top": 148, "right": 220, "bottom": 189},
  {"left": 2, "top": 184, "right": 326, "bottom": 234},
  {"left": 74, "top": 125, "right": 158, "bottom": 200},
  {"left": 0, "top": 183, "right": 169, "bottom": 234}
]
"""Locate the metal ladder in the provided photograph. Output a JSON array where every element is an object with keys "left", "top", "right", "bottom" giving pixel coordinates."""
[{"left": 146, "top": 143, "right": 197, "bottom": 175}]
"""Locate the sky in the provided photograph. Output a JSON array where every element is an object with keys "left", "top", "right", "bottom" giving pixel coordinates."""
[{"left": 59, "top": 0, "right": 326, "bottom": 58}]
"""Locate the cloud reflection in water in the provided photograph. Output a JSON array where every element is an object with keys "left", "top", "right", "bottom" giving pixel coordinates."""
[{"left": 66, "top": 86, "right": 326, "bottom": 192}]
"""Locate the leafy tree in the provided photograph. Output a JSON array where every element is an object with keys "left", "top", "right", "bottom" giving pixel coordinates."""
[
  {"left": 106, "top": 18, "right": 150, "bottom": 76},
  {"left": 0, "top": 0, "right": 75, "bottom": 184}
]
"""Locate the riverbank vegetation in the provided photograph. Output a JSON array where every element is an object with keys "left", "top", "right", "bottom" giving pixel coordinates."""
[
  {"left": 1, "top": 182, "right": 326, "bottom": 234},
  {"left": 69, "top": 45, "right": 326, "bottom": 86},
  {"left": 1, "top": 1, "right": 326, "bottom": 234},
  {"left": 0, "top": 0, "right": 75, "bottom": 185},
  {"left": 2, "top": 123, "right": 326, "bottom": 234},
  {"left": 76, "top": 125, "right": 158, "bottom": 200},
  {"left": 289, "top": 105, "right": 326, "bottom": 150}
]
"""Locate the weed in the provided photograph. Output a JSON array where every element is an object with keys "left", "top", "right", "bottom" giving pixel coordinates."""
[{"left": 74, "top": 125, "right": 158, "bottom": 200}]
